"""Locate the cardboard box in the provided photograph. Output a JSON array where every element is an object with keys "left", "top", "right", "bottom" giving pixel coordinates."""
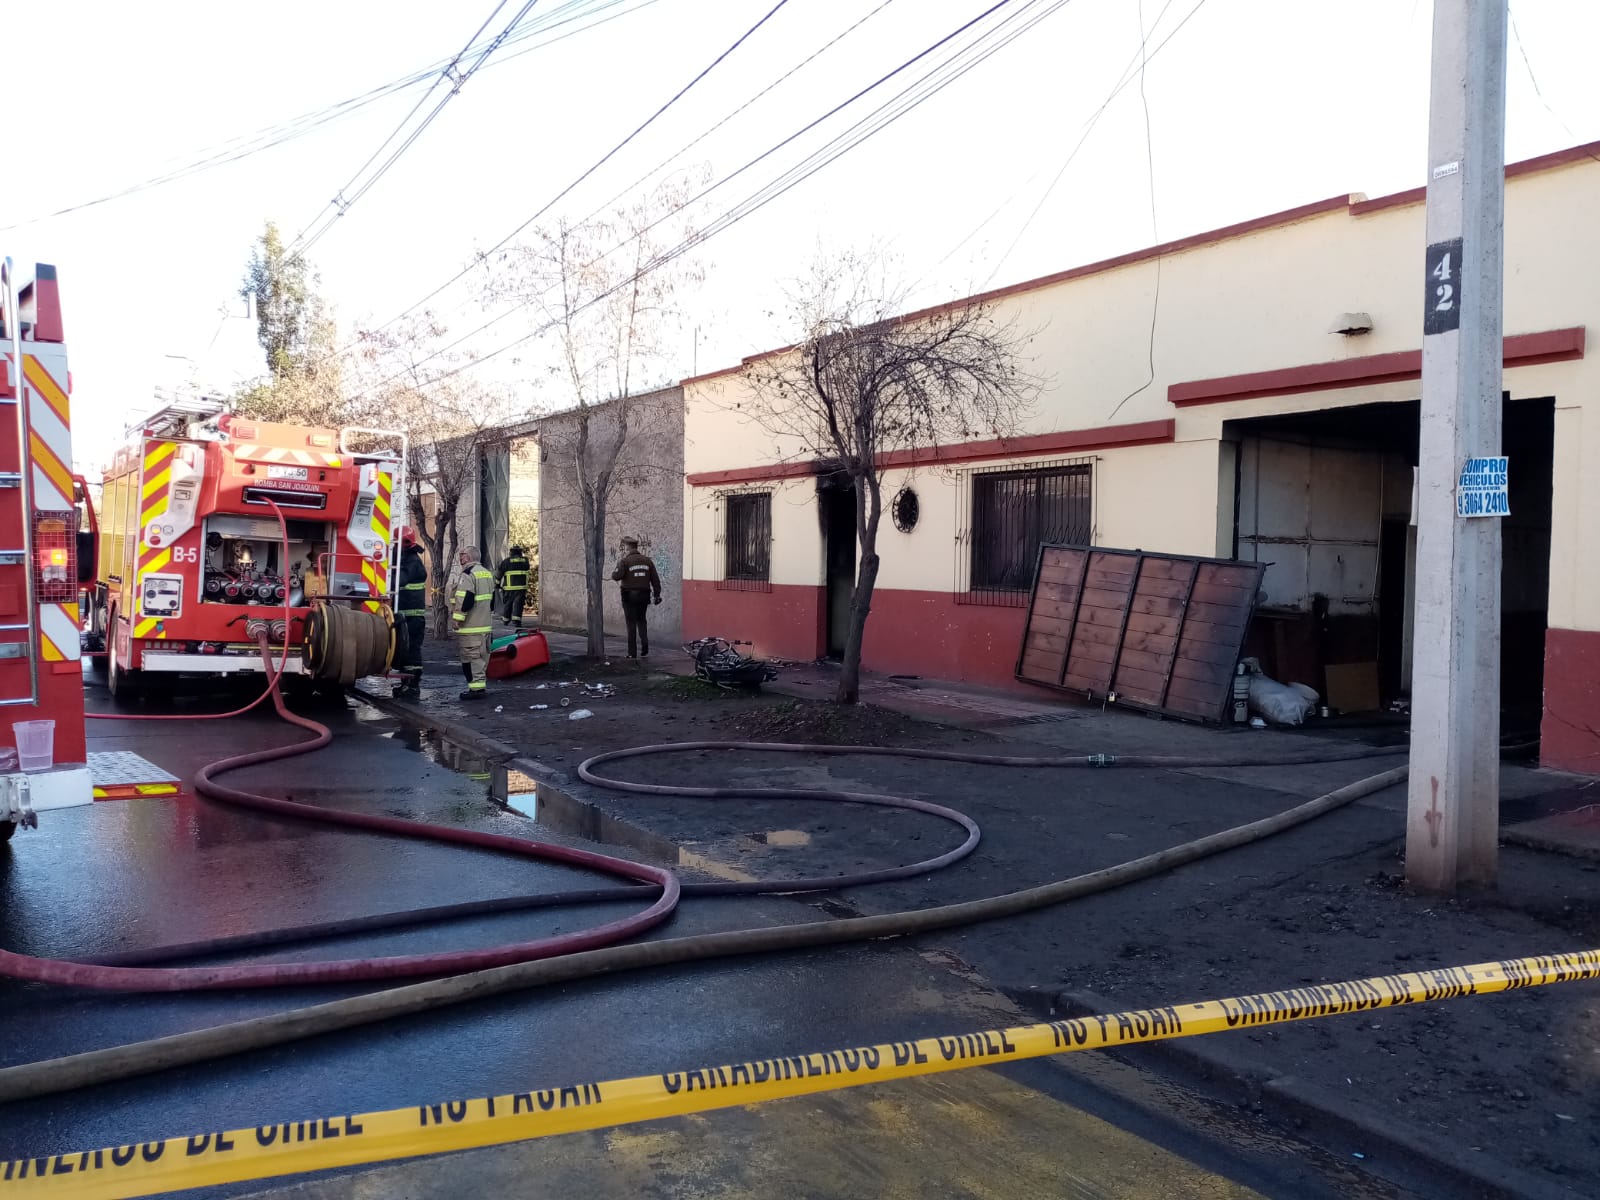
[{"left": 1325, "top": 661, "right": 1380, "bottom": 713}]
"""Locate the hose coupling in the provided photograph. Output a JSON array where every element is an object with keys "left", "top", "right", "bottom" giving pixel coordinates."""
[
  {"left": 270, "top": 620, "right": 288, "bottom": 643},
  {"left": 245, "top": 618, "right": 272, "bottom": 642},
  {"left": 1086, "top": 753, "right": 1116, "bottom": 767}
]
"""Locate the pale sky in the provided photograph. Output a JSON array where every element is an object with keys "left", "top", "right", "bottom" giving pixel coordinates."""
[{"left": 6, "top": 0, "right": 1596, "bottom": 478}]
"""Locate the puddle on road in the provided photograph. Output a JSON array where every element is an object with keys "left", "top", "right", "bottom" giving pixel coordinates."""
[{"left": 376, "top": 707, "right": 746, "bottom": 877}]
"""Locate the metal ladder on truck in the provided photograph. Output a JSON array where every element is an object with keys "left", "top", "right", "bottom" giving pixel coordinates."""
[{"left": 1, "top": 257, "right": 92, "bottom": 834}]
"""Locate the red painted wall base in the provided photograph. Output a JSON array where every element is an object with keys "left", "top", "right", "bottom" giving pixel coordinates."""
[
  {"left": 688, "top": 588, "right": 1600, "bottom": 775},
  {"left": 1541, "top": 627, "right": 1600, "bottom": 775},
  {"left": 683, "top": 582, "right": 823, "bottom": 665},
  {"left": 683, "top": 581, "right": 1032, "bottom": 692}
]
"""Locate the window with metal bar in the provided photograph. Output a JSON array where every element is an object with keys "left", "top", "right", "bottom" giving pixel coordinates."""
[
  {"left": 955, "top": 459, "right": 1093, "bottom": 605},
  {"left": 718, "top": 489, "right": 772, "bottom": 590}
]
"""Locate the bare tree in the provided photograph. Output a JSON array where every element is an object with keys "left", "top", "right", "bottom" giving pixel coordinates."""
[
  {"left": 481, "top": 182, "right": 702, "bottom": 657},
  {"left": 356, "top": 315, "right": 515, "bottom": 636},
  {"left": 744, "top": 254, "right": 1041, "bottom": 703}
]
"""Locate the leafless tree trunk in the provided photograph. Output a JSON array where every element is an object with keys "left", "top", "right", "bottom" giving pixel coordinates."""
[
  {"left": 414, "top": 485, "right": 462, "bottom": 639},
  {"left": 836, "top": 473, "right": 885, "bottom": 703},
  {"left": 742, "top": 252, "right": 1042, "bottom": 704},
  {"left": 354, "top": 315, "right": 514, "bottom": 638},
  {"left": 478, "top": 181, "right": 702, "bottom": 658}
]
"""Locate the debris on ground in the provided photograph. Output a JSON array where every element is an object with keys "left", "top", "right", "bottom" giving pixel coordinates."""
[
  {"left": 567, "top": 708, "right": 593, "bottom": 721},
  {"left": 721, "top": 699, "right": 934, "bottom": 746}
]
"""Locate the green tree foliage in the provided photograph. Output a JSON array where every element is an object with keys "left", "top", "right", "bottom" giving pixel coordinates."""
[
  {"left": 233, "top": 221, "right": 351, "bottom": 427},
  {"left": 241, "top": 221, "right": 312, "bottom": 379}
]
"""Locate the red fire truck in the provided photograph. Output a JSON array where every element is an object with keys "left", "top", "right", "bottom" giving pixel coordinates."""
[
  {"left": 90, "top": 401, "right": 405, "bottom": 703},
  {"left": 1, "top": 259, "right": 91, "bottom": 837}
]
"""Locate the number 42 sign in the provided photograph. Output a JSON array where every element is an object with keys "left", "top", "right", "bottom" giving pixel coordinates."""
[{"left": 1424, "top": 237, "right": 1463, "bottom": 335}]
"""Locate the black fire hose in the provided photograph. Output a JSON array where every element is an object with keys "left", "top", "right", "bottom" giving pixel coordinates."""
[
  {"left": 87, "top": 739, "right": 1408, "bottom": 967},
  {"left": 0, "top": 737, "right": 1409, "bottom": 1102}
]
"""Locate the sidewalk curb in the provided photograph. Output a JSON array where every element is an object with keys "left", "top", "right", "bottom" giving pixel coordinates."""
[
  {"left": 1502, "top": 826, "right": 1600, "bottom": 862},
  {"left": 1018, "top": 988, "right": 1584, "bottom": 1200},
  {"left": 355, "top": 684, "right": 1584, "bottom": 1199}
]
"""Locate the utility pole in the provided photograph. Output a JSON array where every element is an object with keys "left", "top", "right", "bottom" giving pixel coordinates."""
[{"left": 1406, "top": 0, "right": 1509, "bottom": 891}]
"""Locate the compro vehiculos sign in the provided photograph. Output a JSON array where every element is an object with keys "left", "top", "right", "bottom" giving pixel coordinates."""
[{"left": 1456, "top": 455, "right": 1509, "bottom": 518}]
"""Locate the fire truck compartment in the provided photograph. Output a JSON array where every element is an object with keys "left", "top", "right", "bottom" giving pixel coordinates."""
[{"left": 201, "top": 514, "right": 325, "bottom": 607}]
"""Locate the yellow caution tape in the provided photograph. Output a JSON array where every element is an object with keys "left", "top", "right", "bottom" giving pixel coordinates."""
[{"left": 5, "top": 948, "right": 1597, "bottom": 1198}]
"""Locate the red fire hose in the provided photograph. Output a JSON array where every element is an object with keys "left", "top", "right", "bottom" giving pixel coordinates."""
[{"left": 19, "top": 504, "right": 682, "bottom": 990}]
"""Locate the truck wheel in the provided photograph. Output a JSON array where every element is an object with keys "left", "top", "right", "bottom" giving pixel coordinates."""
[
  {"left": 87, "top": 602, "right": 110, "bottom": 676},
  {"left": 106, "top": 615, "right": 142, "bottom": 705}
]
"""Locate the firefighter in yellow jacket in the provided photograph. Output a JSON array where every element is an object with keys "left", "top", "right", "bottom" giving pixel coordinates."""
[{"left": 452, "top": 545, "right": 497, "bottom": 701}]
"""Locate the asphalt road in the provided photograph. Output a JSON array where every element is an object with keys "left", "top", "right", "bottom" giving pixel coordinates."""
[{"left": 0, "top": 678, "right": 1407, "bottom": 1198}]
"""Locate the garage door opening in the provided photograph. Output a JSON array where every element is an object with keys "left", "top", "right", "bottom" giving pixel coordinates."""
[{"left": 1225, "top": 396, "right": 1553, "bottom": 736}]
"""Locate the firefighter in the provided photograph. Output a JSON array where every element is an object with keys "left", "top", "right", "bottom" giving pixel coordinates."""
[
  {"left": 396, "top": 529, "right": 428, "bottom": 697},
  {"left": 451, "top": 545, "right": 496, "bottom": 700},
  {"left": 611, "top": 536, "right": 662, "bottom": 658},
  {"left": 495, "top": 544, "right": 532, "bottom": 628}
]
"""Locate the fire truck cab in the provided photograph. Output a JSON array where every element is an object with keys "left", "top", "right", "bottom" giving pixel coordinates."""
[
  {"left": 91, "top": 402, "right": 404, "bottom": 702},
  {"left": 1, "top": 258, "right": 91, "bottom": 837}
]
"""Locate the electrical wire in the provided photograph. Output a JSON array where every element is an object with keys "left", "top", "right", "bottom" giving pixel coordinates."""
[
  {"left": 572, "top": 0, "right": 902, "bottom": 232},
  {"left": 1508, "top": 4, "right": 1599, "bottom": 161},
  {"left": 1105, "top": 0, "right": 1161, "bottom": 422},
  {"left": 0, "top": 0, "right": 663, "bottom": 234},
  {"left": 352, "top": 0, "right": 1058, "bottom": 396},
  {"left": 976, "top": 0, "right": 1210, "bottom": 289},
  {"left": 286, "top": 0, "right": 544, "bottom": 260},
  {"left": 357, "top": 0, "right": 799, "bottom": 343}
]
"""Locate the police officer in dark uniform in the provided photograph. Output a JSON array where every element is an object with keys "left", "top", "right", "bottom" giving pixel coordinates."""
[
  {"left": 396, "top": 529, "right": 428, "bottom": 697},
  {"left": 495, "top": 544, "right": 532, "bottom": 628},
  {"left": 610, "top": 536, "right": 661, "bottom": 658}
]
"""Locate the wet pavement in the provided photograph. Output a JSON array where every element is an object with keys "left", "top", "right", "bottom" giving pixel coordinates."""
[
  {"left": 0, "top": 675, "right": 1381, "bottom": 1198},
  {"left": 341, "top": 632, "right": 1600, "bottom": 1198}
]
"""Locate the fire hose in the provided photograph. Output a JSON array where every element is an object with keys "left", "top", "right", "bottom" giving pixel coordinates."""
[
  {"left": 0, "top": 494, "right": 1432, "bottom": 1095},
  {"left": 48, "top": 503, "right": 680, "bottom": 987},
  {"left": 0, "top": 729, "right": 1412, "bottom": 1101}
]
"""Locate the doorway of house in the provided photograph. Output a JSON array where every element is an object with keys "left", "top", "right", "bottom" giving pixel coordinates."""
[
  {"left": 1226, "top": 395, "right": 1553, "bottom": 730},
  {"left": 820, "top": 481, "right": 856, "bottom": 659}
]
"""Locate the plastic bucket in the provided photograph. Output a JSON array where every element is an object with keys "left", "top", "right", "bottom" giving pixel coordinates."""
[{"left": 12, "top": 720, "right": 54, "bottom": 772}]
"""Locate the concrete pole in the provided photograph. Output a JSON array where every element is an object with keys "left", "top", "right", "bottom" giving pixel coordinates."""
[{"left": 1406, "top": 0, "right": 1508, "bottom": 891}]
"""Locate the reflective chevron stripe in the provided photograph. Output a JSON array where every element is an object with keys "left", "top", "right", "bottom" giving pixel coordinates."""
[{"left": 37, "top": 602, "right": 80, "bottom": 662}]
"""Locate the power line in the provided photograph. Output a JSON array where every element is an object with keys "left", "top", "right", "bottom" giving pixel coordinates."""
[
  {"left": 1508, "top": 5, "right": 1589, "bottom": 147},
  {"left": 716, "top": 0, "right": 1072, "bottom": 226},
  {"left": 1, "top": 0, "right": 659, "bottom": 233},
  {"left": 354, "top": 0, "right": 1037, "bottom": 390},
  {"left": 359, "top": 0, "right": 1067, "bottom": 396},
  {"left": 572, "top": 0, "right": 903, "bottom": 230},
  {"left": 978, "top": 0, "right": 1207, "bottom": 288},
  {"left": 360, "top": 0, "right": 798, "bottom": 341},
  {"left": 286, "top": 0, "right": 544, "bottom": 260},
  {"left": 1106, "top": 0, "right": 1160, "bottom": 421}
]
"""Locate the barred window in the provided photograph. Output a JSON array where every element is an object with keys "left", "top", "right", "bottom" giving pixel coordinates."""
[
  {"left": 956, "top": 459, "right": 1093, "bottom": 605},
  {"left": 717, "top": 489, "right": 772, "bottom": 589}
]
